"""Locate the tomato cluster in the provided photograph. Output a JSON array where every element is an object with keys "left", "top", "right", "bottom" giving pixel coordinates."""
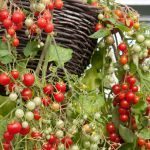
[
  {"left": 0, "top": 0, "right": 63, "bottom": 47},
  {"left": 112, "top": 75, "right": 140, "bottom": 123},
  {"left": 0, "top": 69, "right": 69, "bottom": 150},
  {"left": 0, "top": 9, "right": 25, "bottom": 47},
  {"left": 106, "top": 122, "right": 122, "bottom": 146},
  {"left": 138, "top": 138, "right": 150, "bottom": 150}
]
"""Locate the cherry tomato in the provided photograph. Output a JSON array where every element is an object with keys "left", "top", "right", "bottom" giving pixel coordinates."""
[
  {"left": 133, "top": 96, "right": 140, "bottom": 104},
  {"left": 121, "top": 83, "right": 129, "bottom": 91},
  {"left": 43, "top": 11, "right": 52, "bottom": 21},
  {"left": 21, "top": 88, "right": 33, "bottom": 101},
  {"left": 118, "top": 108, "right": 128, "bottom": 115},
  {"left": 0, "top": 73, "right": 10, "bottom": 86},
  {"left": 106, "top": 122, "right": 116, "bottom": 134},
  {"left": 47, "top": 2, "right": 54, "bottom": 10},
  {"left": 22, "top": 73, "right": 35, "bottom": 87},
  {"left": 118, "top": 43, "right": 127, "bottom": 52},
  {"left": 146, "top": 142, "right": 150, "bottom": 149},
  {"left": 126, "top": 91, "right": 135, "bottom": 103},
  {"left": 37, "top": 18, "right": 47, "bottom": 29},
  {"left": 118, "top": 92, "right": 126, "bottom": 100},
  {"left": 42, "top": 97, "right": 52, "bottom": 106},
  {"left": 7, "top": 122, "right": 22, "bottom": 134},
  {"left": 55, "top": 82, "right": 66, "bottom": 93},
  {"left": 61, "top": 136, "right": 73, "bottom": 149},
  {"left": 138, "top": 138, "right": 145, "bottom": 147},
  {"left": 3, "top": 142, "right": 12, "bottom": 150},
  {"left": 3, "top": 18, "right": 12, "bottom": 29},
  {"left": 112, "top": 84, "right": 121, "bottom": 95},
  {"left": 119, "top": 114, "right": 129, "bottom": 122},
  {"left": 114, "top": 9, "right": 123, "bottom": 18},
  {"left": 44, "top": 23, "right": 54, "bottom": 33},
  {"left": 134, "top": 22, "right": 140, "bottom": 30},
  {"left": 0, "top": 9, "right": 9, "bottom": 21},
  {"left": 54, "top": 92, "right": 65, "bottom": 103},
  {"left": 126, "top": 18, "right": 134, "bottom": 28},
  {"left": 131, "top": 85, "right": 138, "bottom": 92},
  {"left": 12, "top": 11, "right": 24, "bottom": 24},
  {"left": 54, "top": 0, "right": 64, "bottom": 9},
  {"left": 8, "top": 82, "right": 16, "bottom": 92},
  {"left": 20, "top": 126, "right": 30, "bottom": 136},
  {"left": 42, "top": 143, "right": 52, "bottom": 150},
  {"left": 31, "top": 131, "right": 42, "bottom": 139},
  {"left": 120, "top": 55, "right": 128, "bottom": 65},
  {"left": 11, "top": 70, "right": 19, "bottom": 80},
  {"left": 109, "top": 133, "right": 118, "bottom": 142},
  {"left": 3, "top": 131, "right": 14, "bottom": 142},
  {"left": 48, "top": 134, "right": 57, "bottom": 144},
  {"left": 43, "top": 84, "right": 54, "bottom": 95},
  {"left": 34, "top": 110, "right": 41, "bottom": 120},
  {"left": 7, "top": 28, "right": 15, "bottom": 37},
  {"left": 128, "top": 77, "right": 136, "bottom": 85},
  {"left": 12, "top": 38, "right": 20, "bottom": 47},
  {"left": 120, "top": 100, "right": 130, "bottom": 109},
  {"left": 95, "top": 23, "right": 103, "bottom": 32}
]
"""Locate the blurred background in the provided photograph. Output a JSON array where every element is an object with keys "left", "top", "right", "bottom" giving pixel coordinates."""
[{"left": 116, "top": 0, "right": 150, "bottom": 24}]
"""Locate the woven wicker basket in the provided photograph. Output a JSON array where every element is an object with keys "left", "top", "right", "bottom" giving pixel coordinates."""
[{"left": 1, "top": 0, "right": 98, "bottom": 76}]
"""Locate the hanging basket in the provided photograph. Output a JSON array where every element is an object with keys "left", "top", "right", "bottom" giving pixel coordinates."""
[{"left": 1, "top": 0, "right": 99, "bottom": 76}]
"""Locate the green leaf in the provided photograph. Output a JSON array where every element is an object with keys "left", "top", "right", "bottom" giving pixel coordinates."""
[
  {"left": 115, "top": 23, "right": 130, "bottom": 32},
  {"left": 48, "top": 45, "right": 73, "bottom": 67},
  {"left": 0, "top": 55, "right": 14, "bottom": 64},
  {"left": 0, "top": 50, "right": 10, "bottom": 57},
  {"left": 138, "top": 128, "right": 150, "bottom": 140},
  {"left": 0, "top": 119, "right": 8, "bottom": 139},
  {"left": 132, "top": 100, "right": 147, "bottom": 114},
  {"left": 23, "top": 41, "right": 40, "bottom": 57},
  {"left": 0, "top": 39, "right": 8, "bottom": 50},
  {"left": 112, "top": 108, "right": 120, "bottom": 128},
  {"left": 119, "top": 125, "right": 135, "bottom": 143},
  {"left": 119, "top": 143, "right": 138, "bottom": 150},
  {"left": 90, "top": 29, "right": 110, "bottom": 39},
  {"left": 75, "top": 93, "right": 105, "bottom": 115}
]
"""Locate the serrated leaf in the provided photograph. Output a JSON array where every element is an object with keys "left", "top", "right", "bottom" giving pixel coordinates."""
[
  {"left": 132, "top": 100, "right": 147, "bottom": 114},
  {"left": 48, "top": 45, "right": 73, "bottom": 67},
  {"left": 116, "top": 23, "right": 130, "bottom": 32},
  {"left": 90, "top": 29, "right": 110, "bottom": 39},
  {"left": 23, "top": 41, "right": 40, "bottom": 57},
  {"left": 138, "top": 128, "right": 150, "bottom": 139},
  {"left": 119, "top": 125, "right": 135, "bottom": 143},
  {"left": 0, "top": 55, "right": 14, "bottom": 64},
  {"left": 75, "top": 93, "right": 105, "bottom": 115}
]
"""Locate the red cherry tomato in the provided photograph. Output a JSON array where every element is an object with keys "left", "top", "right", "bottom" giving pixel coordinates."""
[
  {"left": 31, "top": 131, "right": 42, "bottom": 139},
  {"left": 131, "top": 85, "right": 138, "bottom": 92},
  {"left": 12, "top": 38, "right": 20, "bottom": 47},
  {"left": 126, "top": 91, "right": 135, "bottom": 103},
  {"left": 48, "top": 134, "right": 57, "bottom": 144},
  {"left": 61, "top": 136, "right": 73, "bottom": 149},
  {"left": 42, "top": 97, "right": 52, "bottom": 106},
  {"left": 44, "top": 23, "right": 54, "bottom": 33},
  {"left": 121, "top": 83, "right": 129, "bottom": 91},
  {"left": 3, "top": 142, "right": 12, "bottom": 150},
  {"left": 3, "top": 18, "right": 12, "bottom": 29},
  {"left": 34, "top": 110, "right": 41, "bottom": 120},
  {"left": 7, "top": 122, "right": 22, "bottom": 134},
  {"left": 22, "top": 73, "right": 35, "bottom": 87},
  {"left": 119, "top": 114, "right": 129, "bottom": 122},
  {"left": 12, "top": 11, "right": 24, "bottom": 24},
  {"left": 114, "top": 9, "right": 123, "bottom": 18},
  {"left": 43, "top": 84, "right": 54, "bottom": 95},
  {"left": 95, "top": 23, "right": 103, "bottom": 32},
  {"left": 55, "top": 82, "right": 66, "bottom": 93},
  {"left": 7, "top": 28, "right": 15, "bottom": 37},
  {"left": 11, "top": 70, "right": 19, "bottom": 80},
  {"left": 118, "top": 108, "right": 128, "bottom": 115},
  {"left": 21, "top": 88, "right": 33, "bottom": 101},
  {"left": 128, "top": 77, "right": 136, "bottom": 85},
  {"left": 43, "top": 11, "right": 52, "bottom": 21},
  {"left": 106, "top": 122, "right": 116, "bottom": 134},
  {"left": 109, "top": 133, "right": 118, "bottom": 142},
  {"left": 0, "top": 73, "right": 10, "bottom": 86},
  {"left": 37, "top": 18, "right": 47, "bottom": 29},
  {"left": 0, "top": 9, "right": 9, "bottom": 21},
  {"left": 138, "top": 138, "right": 146, "bottom": 147},
  {"left": 133, "top": 95, "right": 140, "bottom": 104},
  {"left": 20, "top": 126, "right": 30, "bottom": 136},
  {"left": 54, "top": 92, "right": 65, "bottom": 103},
  {"left": 54, "top": 0, "right": 64, "bottom": 9},
  {"left": 118, "top": 92, "right": 126, "bottom": 100},
  {"left": 3, "top": 131, "right": 14, "bottom": 142},
  {"left": 118, "top": 43, "right": 127, "bottom": 52},
  {"left": 120, "top": 100, "right": 130, "bottom": 109},
  {"left": 112, "top": 84, "right": 121, "bottom": 95},
  {"left": 47, "top": 2, "right": 54, "bottom": 10}
]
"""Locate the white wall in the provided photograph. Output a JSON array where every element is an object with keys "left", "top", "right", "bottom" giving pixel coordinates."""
[{"left": 115, "top": 0, "right": 150, "bottom": 5}]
